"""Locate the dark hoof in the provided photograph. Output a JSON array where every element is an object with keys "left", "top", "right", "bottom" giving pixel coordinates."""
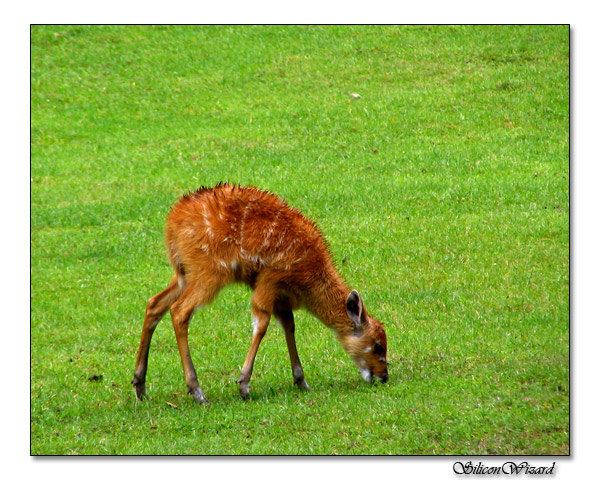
[
  {"left": 295, "top": 378, "right": 310, "bottom": 391},
  {"left": 238, "top": 383, "right": 250, "bottom": 400},
  {"left": 132, "top": 377, "right": 146, "bottom": 401},
  {"left": 188, "top": 387, "right": 209, "bottom": 404},
  {"left": 135, "top": 386, "right": 147, "bottom": 401}
]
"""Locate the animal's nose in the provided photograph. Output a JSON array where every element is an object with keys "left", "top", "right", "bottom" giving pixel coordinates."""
[{"left": 380, "top": 373, "right": 388, "bottom": 383}]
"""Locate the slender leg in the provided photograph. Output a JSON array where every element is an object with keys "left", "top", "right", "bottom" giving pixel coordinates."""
[
  {"left": 170, "top": 290, "right": 210, "bottom": 404},
  {"left": 237, "top": 304, "right": 271, "bottom": 399},
  {"left": 132, "top": 276, "right": 181, "bottom": 400},
  {"left": 274, "top": 308, "right": 310, "bottom": 391}
]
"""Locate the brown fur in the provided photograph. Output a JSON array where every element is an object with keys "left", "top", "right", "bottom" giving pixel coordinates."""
[{"left": 132, "top": 183, "right": 388, "bottom": 403}]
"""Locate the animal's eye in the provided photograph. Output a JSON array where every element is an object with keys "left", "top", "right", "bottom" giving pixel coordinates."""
[{"left": 373, "top": 343, "right": 384, "bottom": 355}]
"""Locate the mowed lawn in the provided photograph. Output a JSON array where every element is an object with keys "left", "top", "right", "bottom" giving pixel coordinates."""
[{"left": 30, "top": 25, "right": 569, "bottom": 455}]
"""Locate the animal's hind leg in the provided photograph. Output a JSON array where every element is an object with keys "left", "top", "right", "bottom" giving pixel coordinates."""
[
  {"left": 132, "top": 276, "right": 181, "bottom": 400},
  {"left": 170, "top": 279, "right": 221, "bottom": 404},
  {"left": 274, "top": 306, "right": 310, "bottom": 391}
]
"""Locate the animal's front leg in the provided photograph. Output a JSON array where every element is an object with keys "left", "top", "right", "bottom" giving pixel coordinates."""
[
  {"left": 275, "top": 308, "right": 310, "bottom": 391},
  {"left": 237, "top": 305, "right": 271, "bottom": 399}
]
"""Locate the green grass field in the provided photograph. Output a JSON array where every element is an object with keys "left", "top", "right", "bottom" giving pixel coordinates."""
[{"left": 30, "top": 25, "right": 569, "bottom": 455}]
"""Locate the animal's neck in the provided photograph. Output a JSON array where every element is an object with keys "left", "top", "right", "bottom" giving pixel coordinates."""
[{"left": 305, "top": 263, "right": 352, "bottom": 333}]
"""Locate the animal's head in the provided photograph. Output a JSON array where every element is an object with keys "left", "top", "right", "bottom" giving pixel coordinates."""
[{"left": 340, "top": 290, "right": 388, "bottom": 383}]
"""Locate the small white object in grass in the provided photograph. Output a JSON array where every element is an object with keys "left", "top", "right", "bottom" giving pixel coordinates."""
[{"left": 350, "top": 93, "right": 361, "bottom": 98}]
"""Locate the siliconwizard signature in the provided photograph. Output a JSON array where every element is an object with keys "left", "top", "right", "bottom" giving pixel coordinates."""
[{"left": 453, "top": 461, "right": 556, "bottom": 475}]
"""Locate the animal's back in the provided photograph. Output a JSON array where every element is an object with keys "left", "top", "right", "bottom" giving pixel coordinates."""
[{"left": 165, "top": 184, "right": 330, "bottom": 289}]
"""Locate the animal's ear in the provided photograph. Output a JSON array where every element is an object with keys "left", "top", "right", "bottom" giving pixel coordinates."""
[{"left": 346, "top": 290, "right": 366, "bottom": 332}]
